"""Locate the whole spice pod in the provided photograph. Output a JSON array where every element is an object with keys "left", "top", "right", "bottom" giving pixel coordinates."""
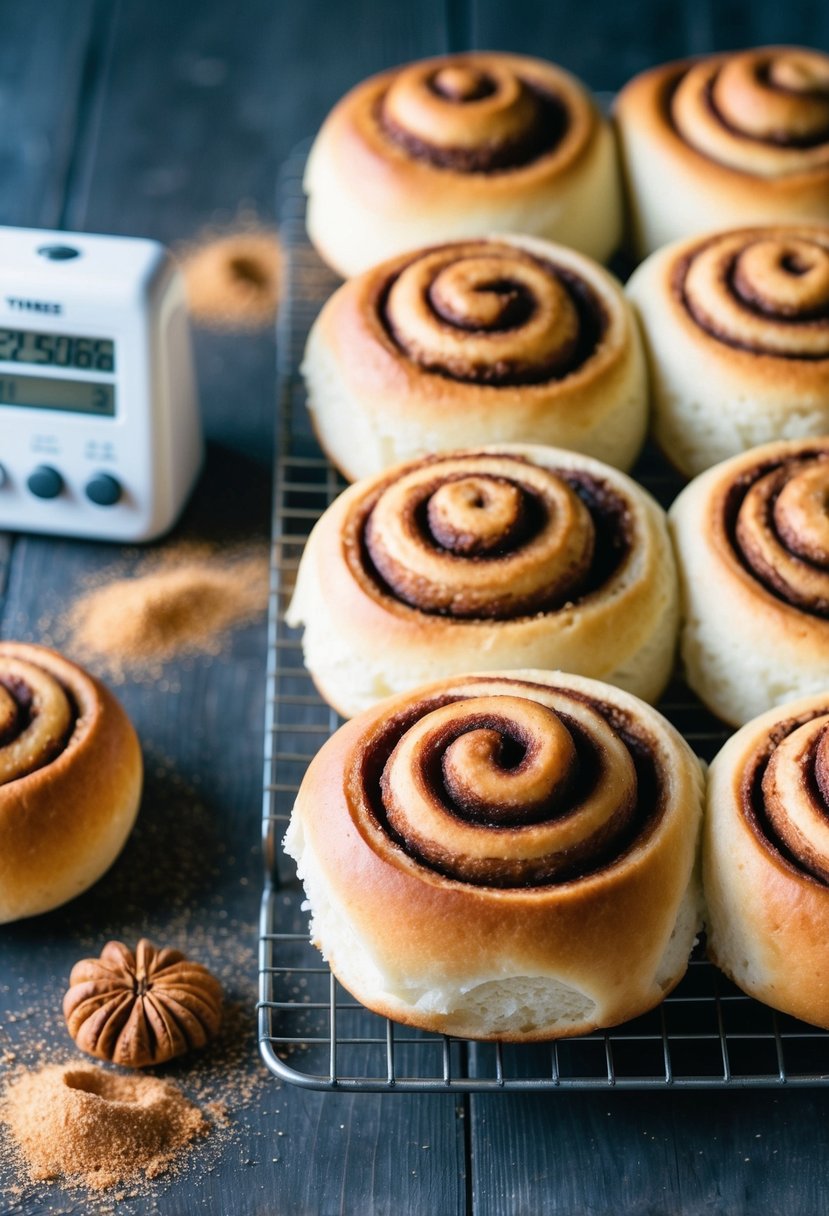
[{"left": 63, "top": 939, "right": 223, "bottom": 1068}]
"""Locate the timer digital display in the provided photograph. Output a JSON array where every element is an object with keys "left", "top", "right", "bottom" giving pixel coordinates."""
[
  {"left": 0, "top": 224, "right": 201, "bottom": 541},
  {"left": 0, "top": 372, "right": 115, "bottom": 416},
  {"left": 0, "top": 326, "right": 115, "bottom": 372}
]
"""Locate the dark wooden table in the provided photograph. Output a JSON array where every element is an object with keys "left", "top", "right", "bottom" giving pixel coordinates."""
[{"left": 1, "top": 3, "right": 829, "bottom": 1213}]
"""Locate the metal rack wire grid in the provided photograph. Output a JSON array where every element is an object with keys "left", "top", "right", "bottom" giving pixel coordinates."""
[{"left": 258, "top": 144, "right": 829, "bottom": 1092}]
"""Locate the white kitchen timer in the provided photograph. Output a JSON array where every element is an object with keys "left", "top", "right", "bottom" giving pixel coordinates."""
[{"left": 0, "top": 226, "right": 202, "bottom": 541}]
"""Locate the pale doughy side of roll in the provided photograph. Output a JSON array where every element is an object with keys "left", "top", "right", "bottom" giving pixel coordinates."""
[
  {"left": 628, "top": 228, "right": 829, "bottom": 478},
  {"left": 704, "top": 695, "right": 829, "bottom": 1027},
  {"left": 289, "top": 545, "right": 678, "bottom": 719},
  {"left": 287, "top": 812, "right": 702, "bottom": 1038},
  {"left": 669, "top": 440, "right": 829, "bottom": 726},
  {"left": 303, "top": 235, "right": 648, "bottom": 482},
  {"left": 287, "top": 445, "right": 679, "bottom": 718},
  {"left": 285, "top": 670, "right": 704, "bottom": 1039},
  {"left": 306, "top": 116, "right": 621, "bottom": 276},
  {"left": 0, "top": 643, "right": 142, "bottom": 923}
]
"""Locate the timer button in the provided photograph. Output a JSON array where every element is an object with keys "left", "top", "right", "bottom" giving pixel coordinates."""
[
  {"left": 27, "top": 465, "right": 64, "bottom": 499},
  {"left": 37, "top": 244, "right": 80, "bottom": 261},
  {"left": 85, "top": 473, "right": 122, "bottom": 507}
]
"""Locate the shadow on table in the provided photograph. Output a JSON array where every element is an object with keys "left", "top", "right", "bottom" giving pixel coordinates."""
[{"left": 166, "top": 438, "right": 273, "bottom": 543}]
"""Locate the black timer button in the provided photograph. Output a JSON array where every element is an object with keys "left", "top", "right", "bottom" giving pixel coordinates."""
[
  {"left": 37, "top": 244, "right": 80, "bottom": 261},
  {"left": 27, "top": 465, "right": 64, "bottom": 499},
  {"left": 85, "top": 473, "right": 122, "bottom": 507}
]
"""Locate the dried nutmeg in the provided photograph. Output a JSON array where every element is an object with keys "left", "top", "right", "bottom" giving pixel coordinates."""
[{"left": 63, "top": 939, "right": 223, "bottom": 1068}]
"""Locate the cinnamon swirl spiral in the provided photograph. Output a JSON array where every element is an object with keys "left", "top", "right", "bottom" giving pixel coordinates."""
[
  {"left": 670, "top": 439, "right": 829, "bottom": 726},
  {"left": 627, "top": 225, "right": 829, "bottom": 476},
  {"left": 284, "top": 671, "right": 703, "bottom": 1040},
  {"left": 0, "top": 644, "right": 142, "bottom": 923},
  {"left": 286, "top": 445, "right": 679, "bottom": 717},
  {"left": 303, "top": 236, "right": 647, "bottom": 480},
  {"left": 304, "top": 52, "right": 621, "bottom": 276},
  {"left": 705, "top": 695, "right": 829, "bottom": 1028},
  {"left": 616, "top": 46, "right": 829, "bottom": 255}
]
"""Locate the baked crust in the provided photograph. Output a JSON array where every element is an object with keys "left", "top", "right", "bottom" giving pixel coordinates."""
[
  {"left": 305, "top": 52, "right": 622, "bottom": 274},
  {"left": 284, "top": 670, "right": 703, "bottom": 1040},
  {"left": 670, "top": 439, "right": 829, "bottom": 726},
  {"left": 616, "top": 48, "right": 829, "bottom": 255},
  {"left": 705, "top": 694, "right": 829, "bottom": 1027},
  {"left": 0, "top": 643, "right": 142, "bottom": 923},
  {"left": 304, "top": 235, "right": 647, "bottom": 480},
  {"left": 627, "top": 225, "right": 829, "bottom": 477},
  {"left": 287, "top": 445, "right": 679, "bottom": 717}
]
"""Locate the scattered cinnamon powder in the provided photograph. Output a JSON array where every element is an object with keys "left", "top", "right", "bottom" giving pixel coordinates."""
[
  {"left": 0, "top": 636, "right": 280, "bottom": 1206},
  {"left": 2, "top": 1063, "right": 208, "bottom": 1191},
  {"left": 0, "top": 890, "right": 275, "bottom": 1209},
  {"left": 64, "top": 543, "right": 269, "bottom": 680},
  {"left": 180, "top": 226, "right": 281, "bottom": 331}
]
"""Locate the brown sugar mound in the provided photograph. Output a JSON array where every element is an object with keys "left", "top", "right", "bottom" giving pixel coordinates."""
[
  {"left": 180, "top": 229, "right": 281, "bottom": 331},
  {"left": 66, "top": 546, "right": 269, "bottom": 678},
  {"left": 2, "top": 1063, "right": 208, "bottom": 1191}
]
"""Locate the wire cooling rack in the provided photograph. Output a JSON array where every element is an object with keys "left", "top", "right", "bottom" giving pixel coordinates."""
[{"left": 258, "top": 144, "right": 829, "bottom": 1091}]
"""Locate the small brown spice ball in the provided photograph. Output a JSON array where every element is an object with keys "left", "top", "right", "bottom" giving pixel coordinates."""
[{"left": 64, "top": 939, "right": 223, "bottom": 1068}]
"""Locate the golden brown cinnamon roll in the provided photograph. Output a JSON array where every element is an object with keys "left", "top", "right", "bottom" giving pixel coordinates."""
[
  {"left": 705, "top": 694, "right": 829, "bottom": 1028},
  {"left": 305, "top": 52, "right": 622, "bottom": 276},
  {"left": 616, "top": 47, "right": 829, "bottom": 256},
  {"left": 670, "top": 439, "right": 829, "bottom": 726},
  {"left": 304, "top": 236, "right": 647, "bottom": 479},
  {"left": 286, "top": 446, "right": 679, "bottom": 717},
  {"left": 284, "top": 670, "right": 704, "bottom": 1040},
  {"left": 0, "top": 643, "right": 142, "bottom": 923},
  {"left": 627, "top": 225, "right": 829, "bottom": 477}
]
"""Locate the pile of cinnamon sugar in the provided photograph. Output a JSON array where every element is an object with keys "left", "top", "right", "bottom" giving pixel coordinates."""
[
  {"left": 2, "top": 1063, "right": 208, "bottom": 1191},
  {"left": 64, "top": 543, "right": 269, "bottom": 680},
  {"left": 179, "top": 225, "right": 281, "bottom": 331},
  {"left": 0, "top": 912, "right": 273, "bottom": 1208}
]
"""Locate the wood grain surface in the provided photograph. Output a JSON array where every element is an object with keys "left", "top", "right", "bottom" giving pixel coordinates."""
[{"left": 0, "top": 2, "right": 828, "bottom": 1213}]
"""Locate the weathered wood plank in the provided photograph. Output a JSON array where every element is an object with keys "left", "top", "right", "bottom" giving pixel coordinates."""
[
  {"left": 467, "top": 0, "right": 691, "bottom": 89},
  {"left": 0, "top": 0, "right": 98, "bottom": 622},
  {"left": 0, "top": 0, "right": 97, "bottom": 228},
  {"left": 683, "top": 0, "right": 829, "bottom": 55},
  {"left": 469, "top": 0, "right": 829, "bottom": 89},
  {"left": 470, "top": 1088, "right": 829, "bottom": 1215}
]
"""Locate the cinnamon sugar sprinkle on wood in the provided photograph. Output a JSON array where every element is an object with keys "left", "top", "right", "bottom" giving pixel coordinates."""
[
  {"left": 179, "top": 226, "right": 281, "bottom": 332},
  {"left": 0, "top": 882, "right": 276, "bottom": 1209},
  {"left": 63, "top": 542, "right": 269, "bottom": 680}
]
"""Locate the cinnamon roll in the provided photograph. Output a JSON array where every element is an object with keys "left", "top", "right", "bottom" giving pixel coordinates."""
[
  {"left": 286, "top": 446, "right": 679, "bottom": 717},
  {"left": 304, "top": 236, "right": 648, "bottom": 480},
  {"left": 0, "top": 643, "right": 142, "bottom": 923},
  {"left": 616, "top": 47, "right": 829, "bottom": 256},
  {"left": 627, "top": 225, "right": 829, "bottom": 477},
  {"left": 670, "top": 438, "right": 829, "bottom": 726},
  {"left": 705, "top": 694, "right": 829, "bottom": 1028},
  {"left": 284, "top": 670, "right": 704, "bottom": 1040},
  {"left": 305, "top": 52, "right": 622, "bottom": 276}
]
